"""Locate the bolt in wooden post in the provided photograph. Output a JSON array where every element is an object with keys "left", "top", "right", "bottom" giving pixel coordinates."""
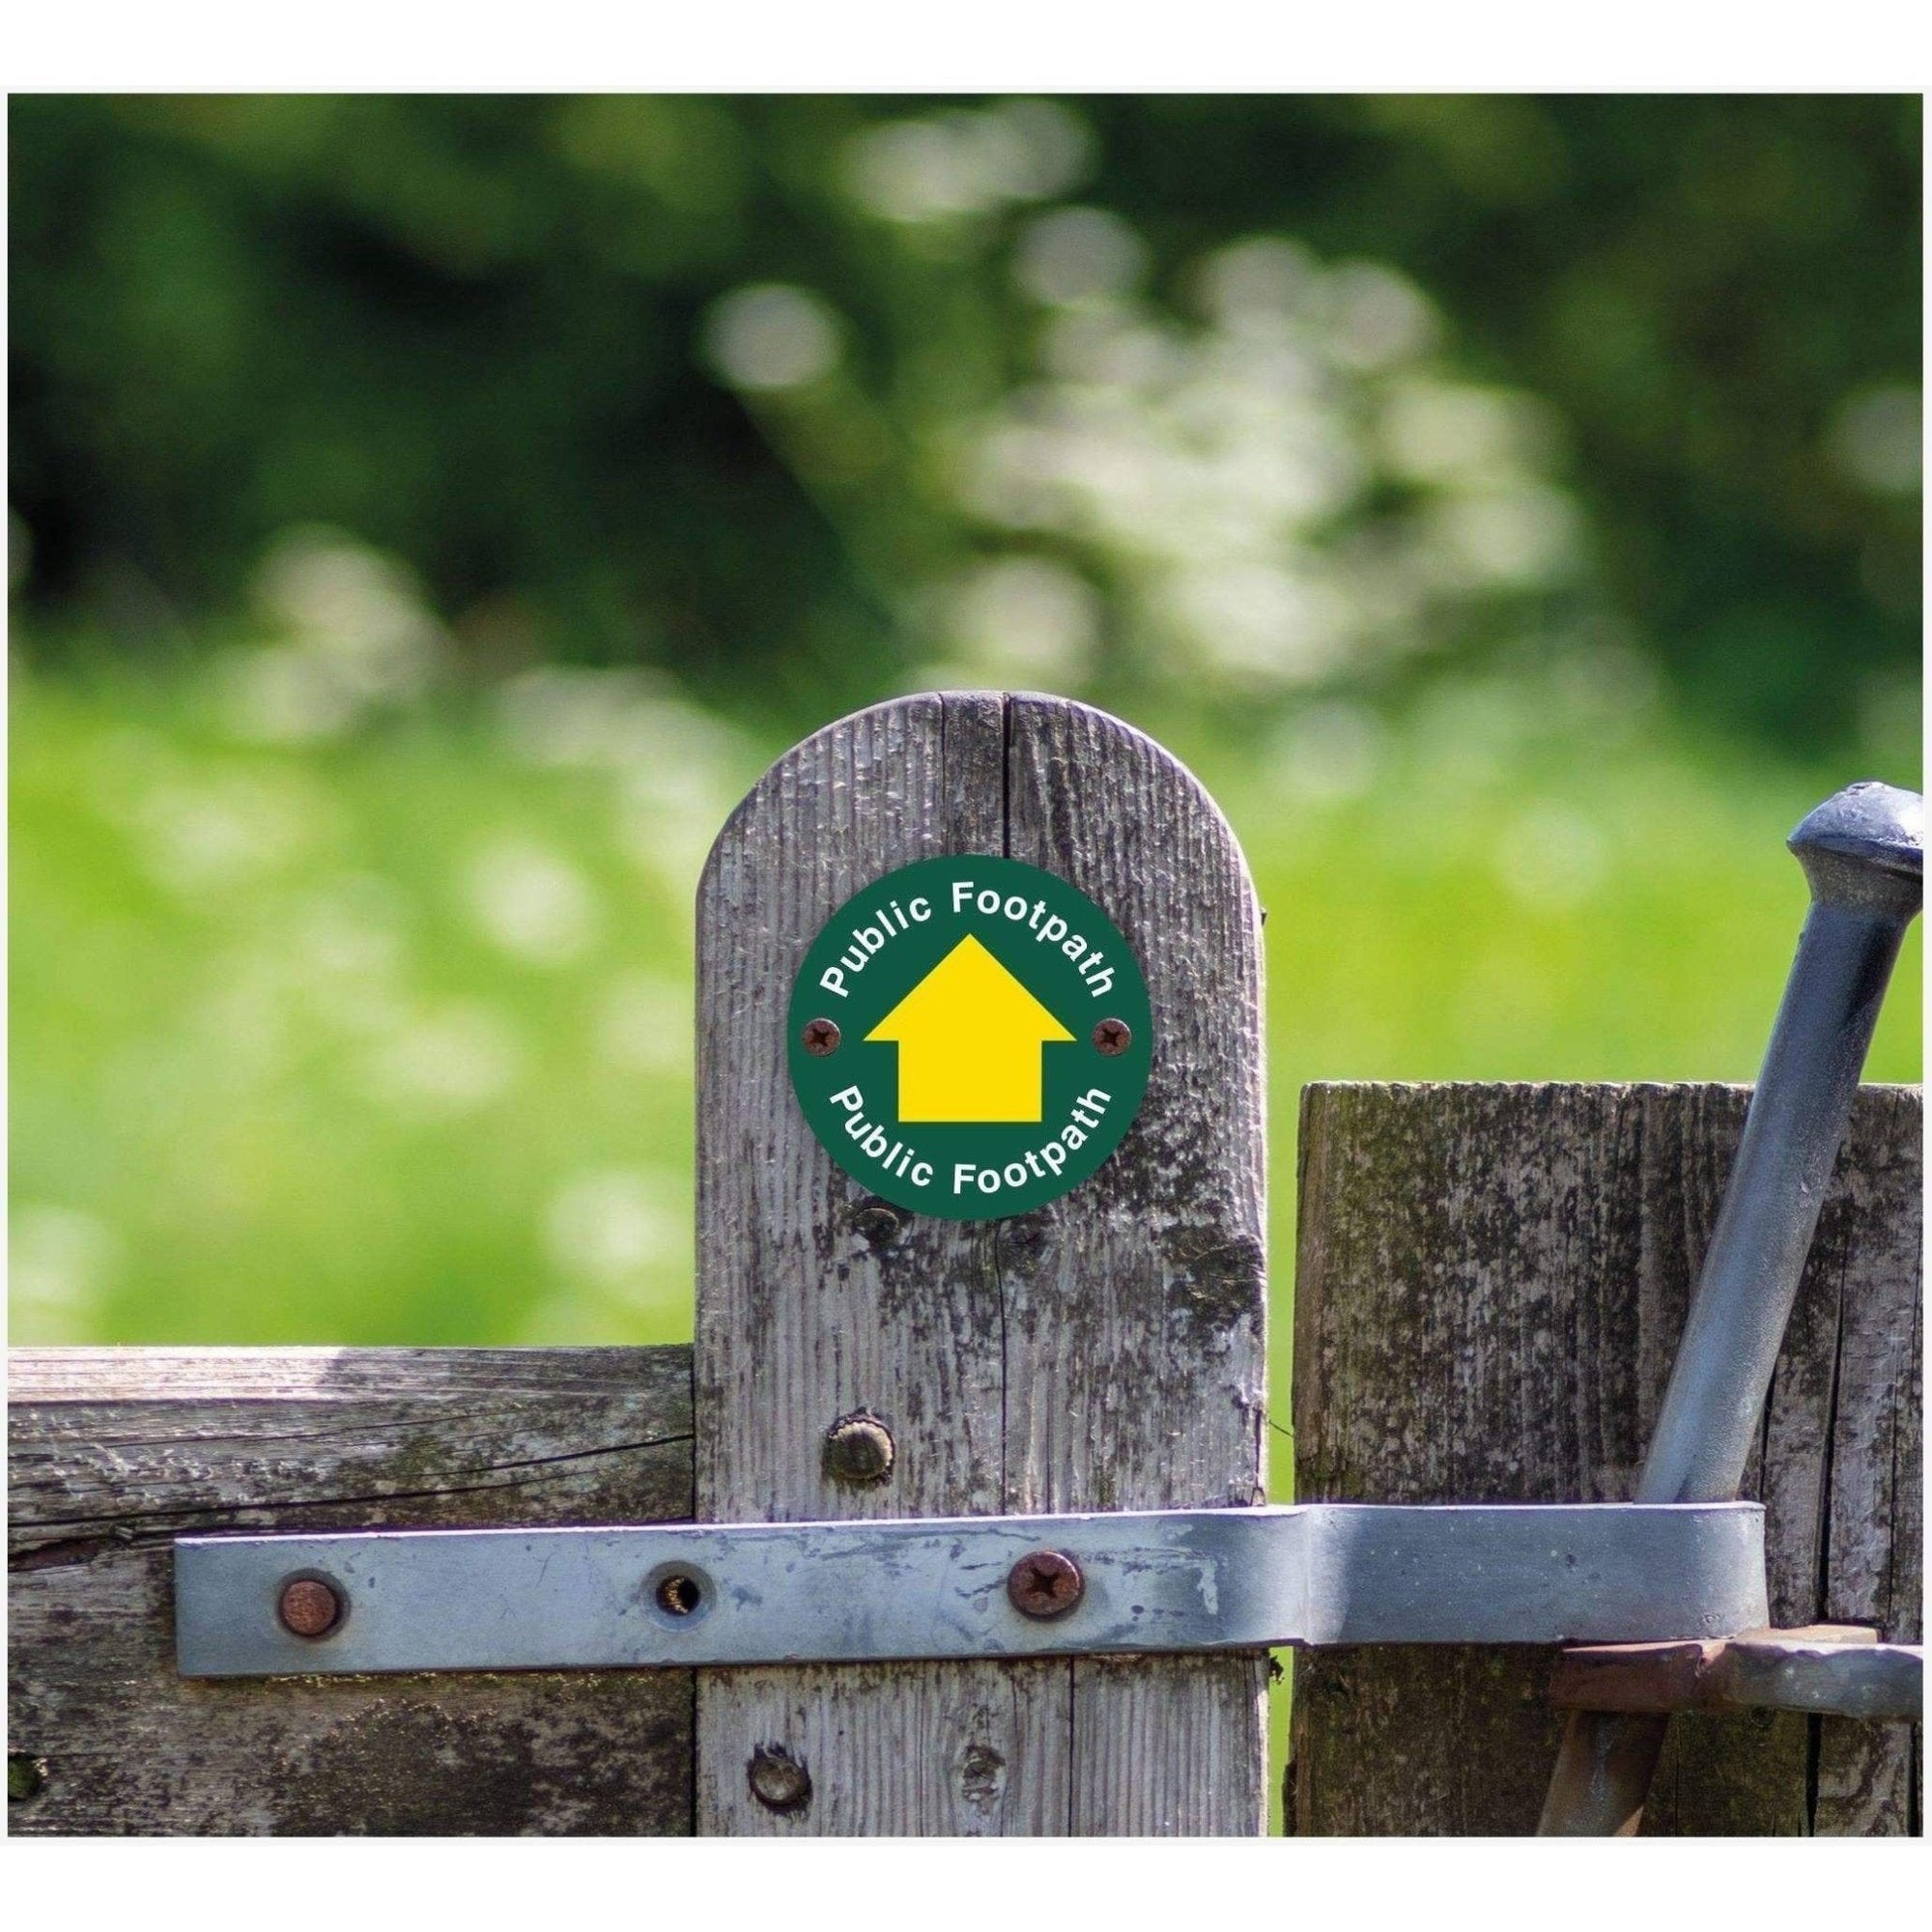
[{"left": 694, "top": 693, "right": 1268, "bottom": 1834}]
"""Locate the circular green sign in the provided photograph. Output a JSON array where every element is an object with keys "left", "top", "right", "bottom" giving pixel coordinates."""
[{"left": 787, "top": 856, "right": 1152, "bottom": 1220}]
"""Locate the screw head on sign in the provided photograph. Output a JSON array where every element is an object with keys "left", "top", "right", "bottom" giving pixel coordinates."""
[
  {"left": 802, "top": 1017, "right": 841, "bottom": 1056},
  {"left": 823, "top": 1411, "right": 895, "bottom": 1487},
  {"left": 277, "top": 1577, "right": 343, "bottom": 1639},
  {"left": 1093, "top": 1018, "right": 1131, "bottom": 1056},
  {"left": 1007, "top": 1548, "right": 1084, "bottom": 1620},
  {"left": 747, "top": 1744, "right": 812, "bottom": 1814}
]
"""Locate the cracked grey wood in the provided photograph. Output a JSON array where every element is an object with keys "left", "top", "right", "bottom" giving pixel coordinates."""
[
  {"left": 1006, "top": 695, "right": 1269, "bottom": 1832},
  {"left": 9, "top": 1347, "right": 695, "bottom": 1834},
  {"left": 1290, "top": 1083, "right": 1921, "bottom": 1836},
  {"left": 695, "top": 693, "right": 1267, "bottom": 1834}
]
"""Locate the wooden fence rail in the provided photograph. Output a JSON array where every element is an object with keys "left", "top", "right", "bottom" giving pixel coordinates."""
[{"left": 10, "top": 1348, "right": 696, "bottom": 1833}]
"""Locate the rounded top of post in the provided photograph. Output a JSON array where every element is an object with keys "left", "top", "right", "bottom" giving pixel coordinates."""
[{"left": 1788, "top": 781, "right": 1922, "bottom": 918}]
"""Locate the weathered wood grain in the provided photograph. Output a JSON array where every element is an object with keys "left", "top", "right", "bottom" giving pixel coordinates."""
[
  {"left": 9, "top": 1347, "right": 695, "bottom": 1834},
  {"left": 1007, "top": 696, "right": 1269, "bottom": 1833},
  {"left": 695, "top": 693, "right": 1267, "bottom": 1834},
  {"left": 1810, "top": 1102, "right": 1923, "bottom": 1835},
  {"left": 1290, "top": 1083, "right": 1921, "bottom": 1836},
  {"left": 694, "top": 694, "right": 1022, "bottom": 1836}
]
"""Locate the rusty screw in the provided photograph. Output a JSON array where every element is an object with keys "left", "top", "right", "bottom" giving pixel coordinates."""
[
  {"left": 747, "top": 1743, "right": 812, "bottom": 1814},
  {"left": 1093, "top": 1018, "right": 1131, "bottom": 1056},
  {"left": 823, "top": 1411, "right": 895, "bottom": 1487},
  {"left": 848, "top": 1198, "right": 906, "bottom": 1247},
  {"left": 654, "top": 1572, "right": 703, "bottom": 1616},
  {"left": 277, "top": 1576, "right": 343, "bottom": 1639},
  {"left": 1007, "top": 1549, "right": 1084, "bottom": 1619},
  {"left": 802, "top": 1017, "right": 841, "bottom": 1056}
]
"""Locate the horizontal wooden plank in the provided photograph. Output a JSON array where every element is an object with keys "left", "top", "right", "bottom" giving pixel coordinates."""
[
  {"left": 9, "top": 1345, "right": 696, "bottom": 1835},
  {"left": 8, "top": 1345, "right": 675, "bottom": 1403}
]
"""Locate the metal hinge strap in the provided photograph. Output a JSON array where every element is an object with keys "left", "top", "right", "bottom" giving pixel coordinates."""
[{"left": 175, "top": 1500, "right": 1766, "bottom": 1678}]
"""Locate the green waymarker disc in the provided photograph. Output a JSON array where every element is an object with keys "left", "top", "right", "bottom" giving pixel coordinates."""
[{"left": 787, "top": 856, "right": 1151, "bottom": 1220}]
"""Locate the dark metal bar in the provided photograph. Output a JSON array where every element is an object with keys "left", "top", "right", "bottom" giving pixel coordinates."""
[
  {"left": 1538, "top": 781, "right": 1922, "bottom": 1834},
  {"left": 1549, "top": 1627, "right": 1923, "bottom": 1722}
]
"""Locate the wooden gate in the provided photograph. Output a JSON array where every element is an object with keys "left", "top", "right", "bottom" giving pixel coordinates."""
[{"left": 8, "top": 695, "right": 1919, "bottom": 1834}]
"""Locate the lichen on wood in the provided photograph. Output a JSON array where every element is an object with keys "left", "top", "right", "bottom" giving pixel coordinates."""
[
  {"left": 8, "top": 1346, "right": 696, "bottom": 1835},
  {"left": 1291, "top": 1082, "right": 1921, "bottom": 1836}
]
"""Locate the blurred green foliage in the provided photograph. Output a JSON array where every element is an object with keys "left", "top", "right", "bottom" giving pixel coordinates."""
[
  {"left": 8, "top": 94, "right": 1924, "bottom": 1353},
  {"left": 11, "top": 653, "right": 1920, "bottom": 1358},
  {"left": 9, "top": 89, "right": 1922, "bottom": 1367},
  {"left": 11, "top": 95, "right": 1922, "bottom": 752},
  {"left": 9, "top": 98, "right": 1922, "bottom": 1834}
]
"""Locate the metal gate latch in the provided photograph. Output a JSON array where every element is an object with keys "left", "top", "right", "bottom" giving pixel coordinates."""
[{"left": 176, "top": 1500, "right": 1768, "bottom": 1677}]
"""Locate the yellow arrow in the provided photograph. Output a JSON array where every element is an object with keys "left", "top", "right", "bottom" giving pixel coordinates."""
[{"left": 866, "top": 934, "right": 1074, "bottom": 1122}]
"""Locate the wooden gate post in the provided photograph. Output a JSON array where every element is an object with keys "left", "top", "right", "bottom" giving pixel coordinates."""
[
  {"left": 1292, "top": 1081, "right": 1922, "bottom": 1836},
  {"left": 694, "top": 693, "right": 1269, "bottom": 1834}
]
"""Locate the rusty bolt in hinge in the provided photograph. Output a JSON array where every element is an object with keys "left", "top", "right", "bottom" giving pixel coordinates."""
[
  {"left": 801, "top": 1017, "right": 841, "bottom": 1056},
  {"left": 1007, "top": 1548, "right": 1084, "bottom": 1619},
  {"left": 277, "top": 1576, "right": 344, "bottom": 1639},
  {"left": 824, "top": 1411, "right": 895, "bottom": 1487},
  {"left": 747, "top": 1743, "right": 812, "bottom": 1814},
  {"left": 1092, "top": 1018, "right": 1131, "bottom": 1056}
]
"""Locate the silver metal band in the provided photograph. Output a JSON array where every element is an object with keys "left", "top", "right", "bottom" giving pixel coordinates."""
[{"left": 176, "top": 1500, "right": 1767, "bottom": 1679}]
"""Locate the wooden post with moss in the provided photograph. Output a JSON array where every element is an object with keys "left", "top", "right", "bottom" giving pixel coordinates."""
[
  {"left": 692, "top": 693, "right": 1271, "bottom": 1833},
  {"left": 1291, "top": 1081, "right": 1921, "bottom": 1836}
]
